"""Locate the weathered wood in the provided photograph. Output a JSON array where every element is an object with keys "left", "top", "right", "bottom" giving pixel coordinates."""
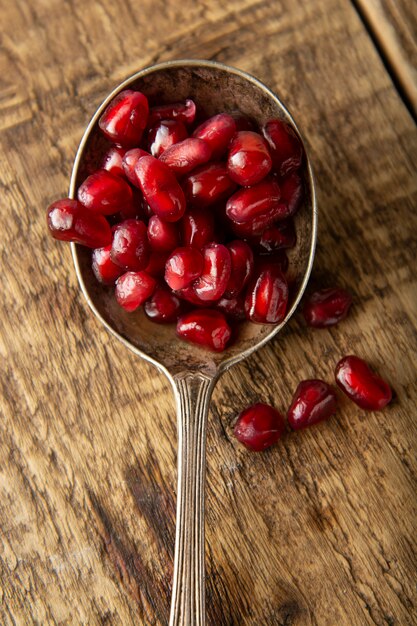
[{"left": 0, "top": 0, "right": 416, "bottom": 624}]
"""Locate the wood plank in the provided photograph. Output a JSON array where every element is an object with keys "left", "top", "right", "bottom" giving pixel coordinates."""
[{"left": 0, "top": 0, "right": 416, "bottom": 624}]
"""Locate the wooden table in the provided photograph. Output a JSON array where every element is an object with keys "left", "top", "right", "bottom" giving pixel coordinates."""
[{"left": 1, "top": 1, "right": 416, "bottom": 624}]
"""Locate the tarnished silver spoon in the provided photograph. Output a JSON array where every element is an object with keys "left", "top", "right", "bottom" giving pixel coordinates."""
[{"left": 70, "top": 59, "right": 317, "bottom": 626}]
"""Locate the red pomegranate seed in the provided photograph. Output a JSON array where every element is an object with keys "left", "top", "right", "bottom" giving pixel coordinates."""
[
  {"left": 224, "top": 240, "right": 254, "bottom": 298},
  {"left": 234, "top": 403, "right": 285, "bottom": 451},
  {"left": 257, "top": 220, "right": 296, "bottom": 252},
  {"left": 193, "top": 243, "right": 232, "bottom": 302},
  {"left": 119, "top": 189, "right": 146, "bottom": 220},
  {"left": 135, "top": 156, "right": 186, "bottom": 222},
  {"left": 92, "top": 244, "right": 124, "bottom": 284},
  {"left": 229, "top": 110, "right": 256, "bottom": 132},
  {"left": 335, "top": 355, "right": 392, "bottom": 411},
  {"left": 77, "top": 169, "right": 133, "bottom": 216},
  {"left": 145, "top": 251, "right": 169, "bottom": 277},
  {"left": 147, "top": 119, "right": 188, "bottom": 158},
  {"left": 279, "top": 172, "right": 303, "bottom": 216},
  {"left": 148, "top": 99, "right": 196, "bottom": 126},
  {"left": 183, "top": 162, "right": 237, "bottom": 208},
  {"left": 180, "top": 208, "right": 215, "bottom": 248},
  {"left": 193, "top": 113, "right": 236, "bottom": 159},
  {"left": 147, "top": 215, "right": 180, "bottom": 252},
  {"left": 175, "top": 285, "right": 208, "bottom": 307},
  {"left": 176, "top": 309, "right": 231, "bottom": 351},
  {"left": 99, "top": 89, "right": 149, "bottom": 148},
  {"left": 101, "top": 146, "right": 127, "bottom": 178},
  {"left": 122, "top": 148, "right": 149, "bottom": 186},
  {"left": 216, "top": 294, "right": 246, "bottom": 321},
  {"left": 262, "top": 119, "right": 303, "bottom": 176},
  {"left": 229, "top": 213, "right": 279, "bottom": 238},
  {"left": 226, "top": 178, "right": 284, "bottom": 225},
  {"left": 47, "top": 199, "right": 112, "bottom": 248},
  {"left": 227, "top": 131, "right": 272, "bottom": 186},
  {"left": 159, "top": 138, "right": 212, "bottom": 176},
  {"left": 115, "top": 271, "right": 156, "bottom": 312},
  {"left": 111, "top": 219, "right": 150, "bottom": 271},
  {"left": 165, "top": 246, "right": 204, "bottom": 290},
  {"left": 303, "top": 288, "right": 352, "bottom": 328},
  {"left": 287, "top": 380, "right": 338, "bottom": 430},
  {"left": 245, "top": 266, "right": 288, "bottom": 323},
  {"left": 144, "top": 285, "right": 183, "bottom": 323}
]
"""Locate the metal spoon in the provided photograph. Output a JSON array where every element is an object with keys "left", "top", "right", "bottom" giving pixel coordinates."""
[{"left": 70, "top": 59, "right": 317, "bottom": 626}]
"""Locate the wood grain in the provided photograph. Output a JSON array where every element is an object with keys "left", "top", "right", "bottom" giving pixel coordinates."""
[{"left": 0, "top": 0, "right": 416, "bottom": 624}]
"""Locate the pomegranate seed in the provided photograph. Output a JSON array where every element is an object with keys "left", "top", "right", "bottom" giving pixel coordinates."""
[
  {"left": 216, "top": 294, "right": 246, "bottom": 321},
  {"left": 147, "top": 215, "right": 180, "bottom": 252},
  {"left": 47, "top": 199, "right": 112, "bottom": 248},
  {"left": 245, "top": 266, "right": 288, "bottom": 323},
  {"left": 159, "top": 138, "right": 212, "bottom": 176},
  {"left": 115, "top": 271, "right": 156, "bottom": 312},
  {"left": 257, "top": 220, "right": 296, "bottom": 252},
  {"left": 279, "top": 172, "right": 303, "bottom": 216},
  {"left": 99, "top": 89, "right": 149, "bottom": 147},
  {"left": 229, "top": 213, "right": 280, "bottom": 238},
  {"left": 145, "top": 251, "right": 169, "bottom": 278},
  {"left": 101, "top": 146, "right": 127, "bottom": 178},
  {"left": 147, "top": 119, "right": 188, "bottom": 158},
  {"left": 227, "top": 131, "right": 272, "bottom": 186},
  {"left": 193, "top": 113, "right": 236, "bottom": 159},
  {"left": 175, "top": 285, "right": 208, "bottom": 307},
  {"left": 224, "top": 240, "right": 254, "bottom": 298},
  {"left": 229, "top": 110, "right": 256, "bottom": 132},
  {"left": 234, "top": 403, "right": 285, "bottom": 451},
  {"left": 180, "top": 208, "right": 215, "bottom": 248},
  {"left": 287, "top": 380, "right": 338, "bottom": 430},
  {"left": 111, "top": 219, "right": 150, "bottom": 271},
  {"left": 135, "top": 156, "right": 186, "bottom": 222},
  {"left": 303, "top": 288, "right": 352, "bottom": 328},
  {"left": 92, "top": 244, "right": 123, "bottom": 284},
  {"left": 144, "top": 285, "right": 183, "bottom": 323},
  {"left": 176, "top": 309, "right": 231, "bottom": 351},
  {"left": 183, "top": 162, "right": 236, "bottom": 208},
  {"left": 119, "top": 189, "right": 146, "bottom": 220},
  {"left": 262, "top": 119, "right": 303, "bottom": 176},
  {"left": 226, "top": 178, "right": 285, "bottom": 225},
  {"left": 193, "top": 243, "right": 232, "bottom": 301},
  {"left": 77, "top": 169, "right": 133, "bottom": 216},
  {"left": 122, "top": 148, "right": 149, "bottom": 186},
  {"left": 148, "top": 99, "right": 196, "bottom": 126},
  {"left": 165, "top": 246, "right": 204, "bottom": 290},
  {"left": 335, "top": 355, "right": 392, "bottom": 411}
]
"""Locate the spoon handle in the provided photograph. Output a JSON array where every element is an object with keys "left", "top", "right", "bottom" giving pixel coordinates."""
[{"left": 169, "top": 372, "right": 216, "bottom": 626}]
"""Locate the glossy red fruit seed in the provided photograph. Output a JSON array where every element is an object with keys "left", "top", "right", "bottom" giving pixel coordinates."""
[
  {"left": 145, "top": 251, "right": 169, "bottom": 278},
  {"left": 303, "top": 287, "right": 352, "bottom": 328},
  {"left": 175, "top": 285, "right": 207, "bottom": 307},
  {"left": 147, "top": 215, "right": 180, "bottom": 252},
  {"left": 111, "top": 219, "right": 150, "bottom": 271},
  {"left": 216, "top": 294, "right": 246, "bottom": 321},
  {"left": 101, "top": 146, "right": 127, "bottom": 178},
  {"left": 183, "top": 162, "right": 237, "bottom": 208},
  {"left": 193, "top": 113, "right": 236, "bottom": 159},
  {"left": 335, "top": 355, "right": 392, "bottom": 411},
  {"left": 147, "top": 119, "right": 188, "bottom": 158},
  {"left": 180, "top": 208, "right": 215, "bottom": 249},
  {"left": 287, "top": 380, "right": 338, "bottom": 430},
  {"left": 92, "top": 244, "right": 124, "bottom": 284},
  {"left": 279, "top": 172, "right": 303, "bottom": 216},
  {"left": 77, "top": 169, "right": 133, "bottom": 216},
  {"left": 165, "top": 246, "right": 204, "bottom": 291},
  {"left": 224, "top": 240, "right": 254, "bottom": 298},
  {"left": 119, "top": 189, "right": 146, "bottom": 220},
  {"left": 144, "top": 285, "right": 183, "bottom": 323},
  {"left": 159, "top": 138, "right": 212, "bottom": 176},
  {"left": 148, "top": 99, "right": 196, "bottom": 126},
  {"left": 245, "top": 266, "right": 288, "bottom": 323},
  {"left": 115, "top": 271, "right": 156, "bottom": 312},
  {"left": 257, "top": 220, "right": 296, "bottom": 252},
  {"left": 234, "top": 403, "right": 285, "bottom": 451},
  {"left": 193, "top": 243, "right": 232, "bottom": 302},
  {"left": 176, "top": 309, "right": 231, "bottom": 352},
  {"left": 47, "top": 199, "right": 112, "bottom": 248},
  {"left": 135, "top": 156, "right": 186, "bottom": 222},
  {"left": 122, "top": 148, "right": 149, "bottom": 186},
  {"left": 226, "top": 178, "right": 283, "bottom": 225},
  {"left": 229, "top": 212, "right": 281, "bottom": 238},
  {"left": 99, "top": 89, "right": 149, "bottom": 148},
  {"left": 227, "top": 131, "right": 272, "bottom": 186},
  {"left": 229, "top": 110, "right": 256, "bottom": 132},
  {"left": 262, "top": 119, "right": 303, "bottom": 176}
]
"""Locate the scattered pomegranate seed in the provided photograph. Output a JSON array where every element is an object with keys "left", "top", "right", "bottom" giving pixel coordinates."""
[
  {"left": 101, "top": 146, "right": 127, "bottom": 178},
  {"left": 216, "top": 294, "right": 246, "bottom": 321},
  {"left": 180, "top": 208, "right": 215, "bottom": 249},
  {"left": 227, "top": 131, "right": 272, "bottom": 186},
  {"left": 144, "top": 285, "right": 183, "bottom": 323},
  {"left": 160, "top": 138, "right": 212, "bottom": 176},
  {"left": 256, "top": 220, "right": 296, "bottom": 252},
  {"left": 77, "top": 170, "right": 133, "bottom": 215},
  {"left": 92, "top": 244, "right": 124, "bottom": 284},
  {"left": 234, "top": 403, "right": 285, "bottom": 451},
  {"left": 115, "top": 271, "right": 156, "bottom": 312},
  {"left": 335, "top": 355, "right": 392, "bottom": 410},
  {"left": 122, "top": 148, "right": 149, "bottom": 186},
  {"left": 183, "top": 162, "right": 237, "bottom": 208},
  {"left": 145, "top": 251, "right": 170, "bottom": 278},
  {"left": 287, "top": 380, "right": 338, "bottom": 430},
  {"left": 111, "top": 219, "right": 150, "bottom": 271},
  {"left": 262, "top": 119, "right": 303, "bottom": 176},
  {"left": 303, "top": 287, "right": 352, "bottom": 328},
  {"left": 147, "top": 215, "right": 180, "bottom": 252},
  {"left": 224, "top": 240, "right": 254, "bottom": 298},
  {"left": 175, "top": 285, "right": 208, "bottom": 307},
  {"left": 176, "top": 309, "right": 231, "bottom": 351},
  {"left": 147, "top": 119, "right": 188, "bottom": 158},
  {"left": 226, "top": 178, "right": 284, "bottom": 225},
  {"left": 279, "top": 172, "right": 303, "bottom": 216},
  {"left": 193, "top": 113, "right": 236, "bottom": 159},
  {"left": 47, "top": 199, "right": 112, "bottom": 248},
  {"left": 165, "top": 246, "right": 204, "bottom": 290},
  {"left": 148, "top": 99, "right": 196, "bottom": 126},
  {"left": 245, "top": 266, "right": 288, "bottom": 323},
  {"left": 135, "top": 155, "right": 186, "bottom": 222},
  {"left": 99, "top": 89, "right": 149, "bottom": 147},
  {"left": 193, "top": 243, "right": 232, "bottom": 301}
]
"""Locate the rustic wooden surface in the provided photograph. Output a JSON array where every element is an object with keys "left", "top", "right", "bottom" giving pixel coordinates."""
[{"left": 0, "top": 0, "right": 416, "bottom": 625}]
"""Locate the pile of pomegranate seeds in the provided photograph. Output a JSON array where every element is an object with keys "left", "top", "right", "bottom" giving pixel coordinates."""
[{"left": 47, "top": 90, "right": 305, "bottom": 352}]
